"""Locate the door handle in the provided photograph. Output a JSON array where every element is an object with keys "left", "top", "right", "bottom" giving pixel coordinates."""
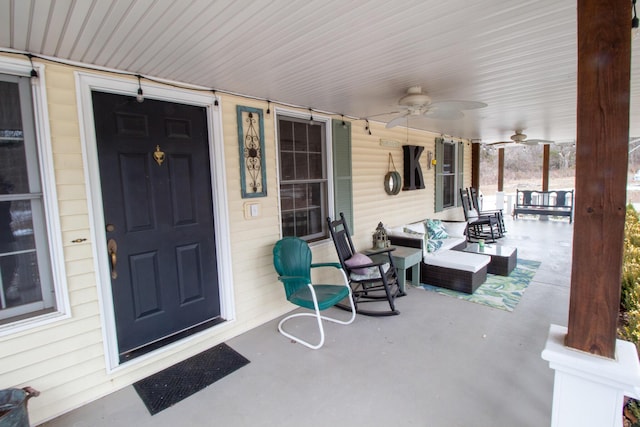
[{"left": 107, "top": 238, "right": 118, "bottom": 279}]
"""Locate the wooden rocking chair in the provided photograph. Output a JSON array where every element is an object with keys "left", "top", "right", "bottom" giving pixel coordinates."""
[
  {"left": 326, "top": 213, "right": 401, "bottom": 316},
  {"left": 460, "top": 188, "right": 501, "bottom": 243}
]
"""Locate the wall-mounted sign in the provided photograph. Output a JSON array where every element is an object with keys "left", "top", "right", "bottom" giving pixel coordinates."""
[
  {"left": 237, "top": 106, "right": 267, "bottom": 198},
  {"left": 402, "top": 145, "right": 425, "bottom": 190}
]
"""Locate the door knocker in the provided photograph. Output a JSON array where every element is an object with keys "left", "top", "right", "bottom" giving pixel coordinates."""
[
  {"left": 153, "top": 145, "right": 165, "bottom": 166},
  {"left": 385, "top": 153, "right": 402, "bottom": 195}
]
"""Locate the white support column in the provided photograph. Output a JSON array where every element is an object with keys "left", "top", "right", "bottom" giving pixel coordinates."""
[
  {"left": 541, "top": 324, "right": 640, "bottom": 427},
  {"left": 495, "top": 191, "right": 504, "bottom": 211}
]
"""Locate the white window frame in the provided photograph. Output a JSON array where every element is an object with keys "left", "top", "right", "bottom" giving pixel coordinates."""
[
  {"left": 441, "top": 141, "right": 458, "bottom": 209},
  {"left": 0, "top": 56, "right": 69, "bottom": 336},
  {"left": 274, "top": 108, "right": 334, "bottom": 243},
  {"left": 435, "top": 138, "right": 464, "bottom": 211}
]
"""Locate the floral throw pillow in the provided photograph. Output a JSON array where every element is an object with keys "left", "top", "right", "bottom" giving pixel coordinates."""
[
  {"left": 426, "top": 239, "right": 444, "bottom": 253},
  {"left": 425, "top": 219, "right": 449, "bottom": 240}
]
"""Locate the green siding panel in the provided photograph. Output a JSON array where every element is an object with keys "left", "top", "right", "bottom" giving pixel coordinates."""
[
  {"left": 434, "top": 137, "right": 444, "bottom": 212},
  {"left": 457, "top": 141, "right": 464, "bottom": 207},
  {"left": 332, "top": 120, "right": 353, "bottom": 232}
]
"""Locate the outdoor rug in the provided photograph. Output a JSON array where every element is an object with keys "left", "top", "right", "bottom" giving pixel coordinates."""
[
  {"left": 417, "top": 258, "right": 541, "bottom": 312},
  {"left": 133, "top": 343, "right": 250, "bottom": 415}
]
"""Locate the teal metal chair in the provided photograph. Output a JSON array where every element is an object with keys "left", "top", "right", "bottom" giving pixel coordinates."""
[{"left": 273, "top": 237, "right": 356, "bottom": 349}]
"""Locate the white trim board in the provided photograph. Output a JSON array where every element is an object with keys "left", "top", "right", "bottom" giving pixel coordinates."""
[{"left": 0, "top": 56, "right": 71, "bottom": 337}]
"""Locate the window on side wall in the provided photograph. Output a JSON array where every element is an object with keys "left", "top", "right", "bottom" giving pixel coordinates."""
[
  {"left": 277, "top": 115, "right": 329, "bottom": 242},
  {"left": 435, "top": 138, "right": 464, "bottom": 212},
  {"left": 0, "top": 72, "right": 56, "bottom": 326}
]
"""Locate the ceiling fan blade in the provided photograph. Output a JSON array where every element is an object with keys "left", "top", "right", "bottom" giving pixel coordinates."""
[
  {"left": 423, "top": 108, "right": 464, "bottom": 120},
  {"left": 386, "top": 112, "right": 410, "bottom": 128},
  {"left": 486, "top": 141, "right": 515, "bottom": 147},
  {"left": 429, "top": 100, "right": 488, "bottom": 110}
]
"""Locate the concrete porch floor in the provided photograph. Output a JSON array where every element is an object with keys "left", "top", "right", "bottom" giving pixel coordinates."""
[{"left": 40, "top": 217, "right": 572, "bottom": 427}]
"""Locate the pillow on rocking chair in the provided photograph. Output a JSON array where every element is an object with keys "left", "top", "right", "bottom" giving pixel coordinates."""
[
  {"left": 344, "top": 252, "right": 374, "bottom": 275},
  {"left": 345, "top": 253, "right": 390, "bottom": 280}
]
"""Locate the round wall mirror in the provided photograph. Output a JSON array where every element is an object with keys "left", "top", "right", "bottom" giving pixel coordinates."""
[{"left": 384, "top": 171, "right": 402, "bottom": 195}]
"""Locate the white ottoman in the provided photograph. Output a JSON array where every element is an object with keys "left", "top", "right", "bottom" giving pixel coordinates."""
[{"left": 421, "top": 250, "right": 491, "bottom": 294}]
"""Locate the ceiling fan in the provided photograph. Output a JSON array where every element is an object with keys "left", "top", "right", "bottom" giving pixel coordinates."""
[
  {"left": 487, "top": 130, "right": 554, "bottom": 147},
  {"left": 384, "top": 86, "right": 487, "bottom": 128}
]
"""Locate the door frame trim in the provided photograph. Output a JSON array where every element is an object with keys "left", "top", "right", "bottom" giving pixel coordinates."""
[{"left": 75, "top": 72, "right": 235, "bottom": 371}]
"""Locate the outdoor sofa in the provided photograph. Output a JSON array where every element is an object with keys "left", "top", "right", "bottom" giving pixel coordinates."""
[{"left": 385, "top": 219, "right": 491, "bottom": 293}]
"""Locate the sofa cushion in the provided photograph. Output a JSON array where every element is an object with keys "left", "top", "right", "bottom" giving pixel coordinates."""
[
  {"left": 384, "top": 225, "right": 406, "bottom": 236},
  {"left": 425, "top": 219, "right": 449, "bottom": 240},
  {"left": 437, "top": 236, "right": 466, "bottom": 251},
  {"left": 425, "top": 250, "right": 490, "bottom": 273},
  {"left": 404, "top": 222, "right": 426, "bottom": 234},
  {"left": 442, "top": 221, "right": 467, "bottom": 238},
  {"left": 403, "top": 226, "right": 431, "bottom": 256}
]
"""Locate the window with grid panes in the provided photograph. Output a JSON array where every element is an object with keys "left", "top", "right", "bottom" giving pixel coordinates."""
[
  {"left": 0, "top": 72, "right": 56, "bottom": 325},
  {"left": 435, "top": 138, "right": 464, "bottom": 212},
  {"left": 278, "top": 116, "right": 328, "bottom": 242}
]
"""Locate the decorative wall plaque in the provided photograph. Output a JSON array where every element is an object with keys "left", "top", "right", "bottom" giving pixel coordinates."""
[
  {"left": 237, "top": 106, "right": 267, "bottom": 198},
  {"left": 402, "top": 145, "right": 425, "bottom": 190}
]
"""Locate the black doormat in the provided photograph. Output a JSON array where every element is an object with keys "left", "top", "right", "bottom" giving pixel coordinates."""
[{"left": 133, "top": 343, "right": 250, "bottom": 415}]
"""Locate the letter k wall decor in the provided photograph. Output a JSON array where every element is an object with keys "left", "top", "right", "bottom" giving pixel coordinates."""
[{"left": 402, "top": 145, "right": 425, "bottom": 190}]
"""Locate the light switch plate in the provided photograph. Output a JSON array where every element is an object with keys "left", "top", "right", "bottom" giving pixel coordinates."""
[{"left": 244, "top": 202, "right": 260, "bottom": 219}]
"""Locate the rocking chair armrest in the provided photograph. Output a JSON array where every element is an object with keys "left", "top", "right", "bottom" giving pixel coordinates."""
[{"left": 310, "top": 262, "right": 343, "bottom": 270}]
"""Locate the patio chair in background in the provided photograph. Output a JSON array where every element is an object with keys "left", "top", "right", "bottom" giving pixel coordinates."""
[
  {"left": 469, "top": 187, "right": 506, "bottom": 235},
  {"left": 272, "top": 236, "right": 356, "bottom": 349},
  {"left": 326, "top": 212, "right": 401, "bottom": 316},
  {"left": 460, "top": 188, "right": 502, "bottom": 243}
]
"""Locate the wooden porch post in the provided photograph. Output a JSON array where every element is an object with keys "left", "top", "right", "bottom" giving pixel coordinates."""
[
  {"left": 471, "top": 142, "right": 480, "bottom": 190},
  {"left": 542, "top": 144, "right": 550, "bottom": 192},
  {"left": 565, "top": 0, "right": 630, "bottom": 358},
  {"left": 497, "top": 148, "right": 504, "bottom": 192}
]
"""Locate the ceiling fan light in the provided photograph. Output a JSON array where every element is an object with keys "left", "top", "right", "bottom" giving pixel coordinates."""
[
  {"left": 399, "top": 93, "right": 431, "bottom": 107},
  {"left": 511, "top": 132, "right": 527, "bottom": 142}
]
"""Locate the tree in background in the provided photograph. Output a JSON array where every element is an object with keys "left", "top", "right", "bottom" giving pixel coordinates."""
[{"left": 479, "top": 144, "right": 576, "bottom": 195}]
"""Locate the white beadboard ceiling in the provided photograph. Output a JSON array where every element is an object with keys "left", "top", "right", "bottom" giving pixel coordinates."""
[{"left": 1, "top": 0, "right": 639, "bottom": 143}]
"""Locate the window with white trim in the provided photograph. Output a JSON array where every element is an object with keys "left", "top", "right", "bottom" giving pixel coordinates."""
[
  {"left": 277, "top": 115, "right": 330, "bottom": 242},
  {"left": 0, "top": 72, "right": 56, "bottom": 325},
  {"left": 435, "top": 138, "right": 464, "bottom": 211}
]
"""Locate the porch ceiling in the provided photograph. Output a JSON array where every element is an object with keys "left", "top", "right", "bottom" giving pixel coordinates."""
[{"left": 1, "top": 0, "right": 639, "bottom": 143}]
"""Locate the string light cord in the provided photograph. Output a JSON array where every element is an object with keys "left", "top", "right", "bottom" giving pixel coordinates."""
[{"left": 1, "top": 48, "right": 391, "bottom": 134}]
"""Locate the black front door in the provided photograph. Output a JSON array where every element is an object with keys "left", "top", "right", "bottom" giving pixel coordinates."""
[{"left": 92, "top": 91, "right": 221, "bottom": 360}]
